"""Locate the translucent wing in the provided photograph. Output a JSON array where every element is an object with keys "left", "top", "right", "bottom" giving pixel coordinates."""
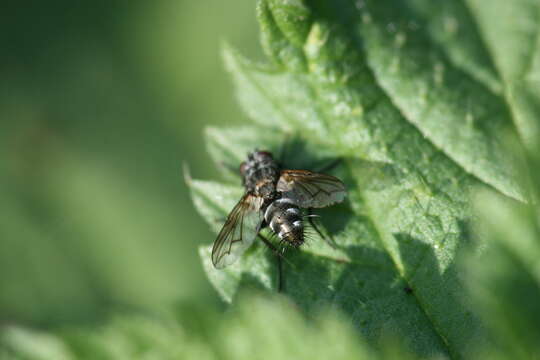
[
  {"left": 211, "top": 193, "right": 264, "bottom": 269},
  {"left": 276, "top": 169, "right": 347, "bottom": 208}
]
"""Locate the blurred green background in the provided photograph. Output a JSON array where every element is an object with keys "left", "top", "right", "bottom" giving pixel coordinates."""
[{"left": 0, "top": 0, "right": 262, "bottom": 326}]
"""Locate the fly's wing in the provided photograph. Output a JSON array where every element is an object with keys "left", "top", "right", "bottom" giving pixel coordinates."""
[
  {"left": 276, "top": 170, "right": 347, "bottom": 208},
  {"left": 211, "top": 193, "right": 264, "bottom": 269}
]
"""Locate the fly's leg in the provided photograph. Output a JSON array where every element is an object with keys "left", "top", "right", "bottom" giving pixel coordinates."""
[
  {"left": 258, "top": 234, "right": 284, "bottom": 292},
  {"left": 307, "top": 208, "right": 337, "bottom": 249}
]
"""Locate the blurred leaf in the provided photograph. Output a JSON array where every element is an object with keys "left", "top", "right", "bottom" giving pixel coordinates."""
[
  {"left": 187, "top": 0, "right": 540, "bottom": 358},
  {"left": 0, "top": 0, "right": 265, "bottom": 326},
  {"left": 1, "top": 295, "right": 377, "bottom": 360},
  {"left": 466, "top": 156, "right": 540, "bottom": 358}
]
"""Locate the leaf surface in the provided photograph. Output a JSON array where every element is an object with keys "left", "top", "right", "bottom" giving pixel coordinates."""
[
  {"left": 188, "top": 0, "right": 540, "bottom": 358},
  {"left": 1, "top": 296, "right": 377, "bottom": 360}
]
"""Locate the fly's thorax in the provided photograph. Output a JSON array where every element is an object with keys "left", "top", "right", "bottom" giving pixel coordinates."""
[
  {"left": 241, "top": 151, "right": 280, "bottom": 197},
  {"left": 255, "top": 178, "right": 277, "bottom": 198},
  {"left": 264, "top": 198, "right": 304, "bottom": 247}
]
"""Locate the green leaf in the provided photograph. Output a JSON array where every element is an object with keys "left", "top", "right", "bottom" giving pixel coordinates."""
[
  {"left": 465, "top": 191, "right": 540, "bottom": 359},
  {"left": 465, "top": 145, "right": 540, "bottom": 358},
  {"left": 466, "top": 0, "right": 540, "bottom": 150},
  {"left": 1, "top": 295, "right": 378, "bottom": 360},
  {"left": 358, "top": 0, "right": 523, "bottom": 201},
  {"left": 188, "top": 0, "right": 539, "bottom": 358}
]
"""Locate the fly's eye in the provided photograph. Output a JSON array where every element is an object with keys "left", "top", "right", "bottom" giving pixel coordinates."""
[
  {"left": 239, "top": 162, "right": 248, "bottom": 175},
  {"left": 256, "top": 151, "right": 273, "bottom": 159}
]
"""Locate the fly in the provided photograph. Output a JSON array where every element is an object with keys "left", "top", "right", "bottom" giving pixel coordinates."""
[{"left": 211, "top": 150, "right": 347, "bottom": 291}]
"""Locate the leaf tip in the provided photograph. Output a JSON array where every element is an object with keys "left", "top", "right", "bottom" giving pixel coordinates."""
[
  {"left": 221, "top": 42, "right": 257, "bottom": 75},
  {"left": 182, "top": 161, "right": 192, "bottom": 186},
  {"left": 266, "top": 0, "right": 312, "bottom": 47},
  {"left": 220, "top": 41, "right": 236, "bottom": 71}
]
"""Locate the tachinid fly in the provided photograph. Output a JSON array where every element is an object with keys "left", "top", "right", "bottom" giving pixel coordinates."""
[{"left": 211, "top": 150, "right": 347, "bottom": 275}]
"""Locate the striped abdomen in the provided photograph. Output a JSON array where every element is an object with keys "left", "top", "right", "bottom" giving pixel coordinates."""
[{"left": 264, "top": 198, "right": 304, "bottom": 247}]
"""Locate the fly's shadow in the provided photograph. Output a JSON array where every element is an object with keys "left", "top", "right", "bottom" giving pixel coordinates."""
[
  {"left": 277, "top": 136, "right": 341, "bottom": 173},
  {"left": 277, "top": 135, "right": 356, "bottom": 236}
]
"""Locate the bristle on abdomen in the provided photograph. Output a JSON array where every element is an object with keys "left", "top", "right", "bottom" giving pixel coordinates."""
[{"left": 264, "top": 198, "right": 304, "bottom": 247}]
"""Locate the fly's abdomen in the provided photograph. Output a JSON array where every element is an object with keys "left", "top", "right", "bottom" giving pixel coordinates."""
[{"left": 264, "top": 198, "right": 304, "bottom": 247}]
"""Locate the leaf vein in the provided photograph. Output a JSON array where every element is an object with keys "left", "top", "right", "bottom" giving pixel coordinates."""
[{"left": 459, "top": 0, "right": 532, "bottom": 148}]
